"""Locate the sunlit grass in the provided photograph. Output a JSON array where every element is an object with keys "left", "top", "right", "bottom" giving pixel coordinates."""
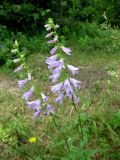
[{"left": 0, "top": 49, "right": 120, "bottom": 159}]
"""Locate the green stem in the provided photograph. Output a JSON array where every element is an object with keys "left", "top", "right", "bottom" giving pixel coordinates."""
[
  {"left": 72, "top": 96, "right": 84, "bottom": 140},
  {"left": 51, "top": 114, "right": 70, "bottom": 153}
]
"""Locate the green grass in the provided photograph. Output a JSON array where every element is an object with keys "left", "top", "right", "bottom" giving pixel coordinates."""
[
  {"left": 1, "top": 24, "right": 120, "bottom": 159},
  {"left": 0, "top": 47, "right": 120, "bottom": 160}
]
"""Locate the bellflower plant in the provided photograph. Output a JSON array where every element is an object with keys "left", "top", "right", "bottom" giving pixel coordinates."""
[
  {"left": 12, "top": 40, "right": 54, "bottom": 119},
  {"left": 12, "top": 19, "right": 84, "bottom": 156},
  {"left": 45, "top": 18, "right": 81, "bottom": 105},
  {"left": 45, "top": 18, "right": 84, "bottom": 142},
  {"left": 12, "top": 40, "right": 70, "bottom": 153}
]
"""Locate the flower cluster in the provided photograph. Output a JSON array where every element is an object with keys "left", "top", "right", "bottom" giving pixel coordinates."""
[
  {"left": 45, "top": 19, "right": 81, "bottom": 104},
  {"left": 13, "top": 41, "right": 54, "bottom": 118}
]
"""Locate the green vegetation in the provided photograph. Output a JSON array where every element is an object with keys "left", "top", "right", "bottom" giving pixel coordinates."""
[
  {"left": 1, "top": 22, "right": 120, "bottom": 67},
  {"left": 0, "top": 0, "right": 120, "bottom": 32},
  {"left": 0, "top": 48, "right": 120, "bottom": 159},
  {"left": 0, "top": 0, "right": 120, "bottom": 159}
]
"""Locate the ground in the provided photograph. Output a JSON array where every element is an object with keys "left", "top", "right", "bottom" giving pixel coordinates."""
[
  {"left": 0, "top": 72, "right": 19, "bottom": 95},
  {"left": 0, "top": 51, "right": 120, "bottom": 159}
]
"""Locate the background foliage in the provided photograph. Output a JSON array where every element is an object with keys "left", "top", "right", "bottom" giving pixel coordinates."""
[{"left": 0, "top": 0, "right": 120, "bottom": 33}]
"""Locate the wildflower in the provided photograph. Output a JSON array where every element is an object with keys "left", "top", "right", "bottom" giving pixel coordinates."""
[
  {"left": 56, "top": 59, "right": 64, "bottom": 69},
  {"left": 46, "top": 55, "right": 57, "bottom": 64},
  {"left": 45, "top": 32, "right": 53, "bottom": 38},
  {"left": 27, "top": 100, "right": 40, "bottom": 109},
  {"left": 45, "top": 20, "right": 82, "bottom": 107},
  {"left": 28, "top": 137, "right": 37, "bottom": 143},
  {"left": 46, "top": 26, "right": 51, "bottom": 31},
  {"left": 53, "top": 36, "right": 58, "bottom": 41},
  {"left": 14, "top": 40, "right": 19, "bottom": 47},
  {"left": 55, "top": 24, "right": 60, "bottom": 28},
  {"left": 22, "top": 86, "right": 34, "bottom": 101},
  {"left": 28, "top": 73, "right": 32, "bottom": 80},
  {"left": 52, "top": 66, "right": 63, "bottom": 74},
  {"left": 34, "top": 109, "right": 41, "bottom": 119},
  {"left": 61, "top": 46, "right": 71, "bottom": 55},
  {"left": 13, "top": 58, "right": 20, "bottom": 63},
  {"left": 18, "top": 78, "right": 28, "bottom": 88},
  {"left": 56, "top": 92, "right": 64, "bottom": 104},
  {"left": 48, "top": 59, "right": 64, "bottom": 70},
  {"left": 44, "top": 24, "right": 51, "bottom": 31},
  {"left": 67, "top": 65, "right": 79, "bottom": 76},
  {"left": 69, "top": 78, "right": 81, "bottom": 89},
  {"left": 47, "top": 40, "right": 55, "bottom": 44},
  {"left": 51, "top": 82, "right": 63, "bottom": 93},
  {"left": 50, "top": 47, "right": 58, "bottom": 55},
  {"left": 47, "top": 36, "right": 58, "bottom": 44},
  {"left": 49, "top": 72, "right": 60, "bottom": 83},
  {"left": 41, "top": 93, "right": 48, "bottom": 102},
  {"left": 48, "top": 61, "right": 60, "bottom": 70},
  {"left": 73, "top": 94, "right": 79, "bottom": 104},
  {"left": 11, "top": 49, "right": 18, "bottom": 53},
  {"left": 64, "top": 79, "right": 73, "bottom": 97},
  {"left": 46, "top": 104, "right": 54, "bottom": 114},
  {"left": 14, "top": 64, "right": 23, "bottom": 72},
  {"left": 44, "top": 24, "right": 50, "bottom": 28}
]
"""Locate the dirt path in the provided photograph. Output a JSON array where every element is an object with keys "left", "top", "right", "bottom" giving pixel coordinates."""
[
  {"left": 0, "top": 65, "right": 108, "bottom": 95},
  {"left": 0, "top": 72, "right": 19, "bottom": 95}
]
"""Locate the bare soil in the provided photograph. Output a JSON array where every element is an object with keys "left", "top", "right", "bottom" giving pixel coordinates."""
[{"left": 0, "top": 72, "right": 19, "bottom": 95}]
